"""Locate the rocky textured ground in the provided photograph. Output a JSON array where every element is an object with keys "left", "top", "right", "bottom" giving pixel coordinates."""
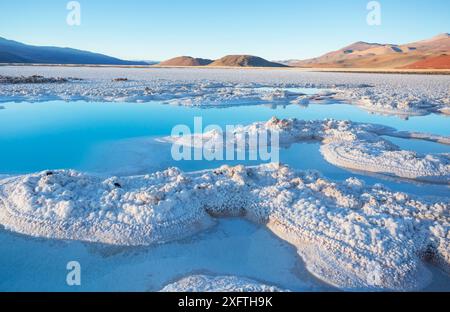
[{"left": 0, "top": 74, "right": 74, "bottom": 84}]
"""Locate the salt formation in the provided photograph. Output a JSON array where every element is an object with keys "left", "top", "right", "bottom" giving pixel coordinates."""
[
  {"left": 0, "top": 66, "right": 448, "bottom": 116},
  {"left": 0, "top": 169, "right": 214, "bottom": 246},
  {"left": 0, "top": 164, "right": 448, "bottom": 290},
  {"left": 0, "top": 75, "right": 75, "bottom": 84},
  {"left": 160, "top": 275, "right": 286, "bottom": 292},
  {"left": 162, "top": 117, "right": 450, "bottom": 184}
]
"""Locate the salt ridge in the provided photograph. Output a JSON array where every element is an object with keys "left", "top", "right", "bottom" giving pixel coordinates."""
[
  {"left": 162, "top": 117, "right": 450, "bottom": 184},
  {"left": 0, "top": 164, "right": 448, "bottom": 290}
]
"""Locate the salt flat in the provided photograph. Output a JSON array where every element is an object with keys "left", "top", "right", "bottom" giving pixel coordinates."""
[
  {"left": 0, "top": 66, "right": 449, "bottom": 116},
  {"left": 0, "top": 66, "right": 449, "bottom": 292}
]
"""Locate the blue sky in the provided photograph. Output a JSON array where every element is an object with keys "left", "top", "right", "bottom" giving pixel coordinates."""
[{"left": 0, "top": 0, "right": 449, "bottom": 61}]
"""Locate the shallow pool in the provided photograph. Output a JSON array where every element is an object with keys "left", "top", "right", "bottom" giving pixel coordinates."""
[
  {"left": 0, "top": 100, "right": 448, "bottom": 198},
  {"left": 0, "top": 218, "right": 331, "bottom": 292},
  {"left": 0, "top": 98, "right": 449, "bottom": 291}
]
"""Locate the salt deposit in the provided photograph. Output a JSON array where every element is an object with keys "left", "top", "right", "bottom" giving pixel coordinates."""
[
  {"left": 0, "top": 66, "right": 448, "bottom": 116},
  {"left": 0, "top": 164, "right": 448, "bottom": 290},
  {"left": 160, "top": 275, "right": 286, "bottom": 292},
  {"left": 162, "top": 117, "right": 450, "bottom": 184}
]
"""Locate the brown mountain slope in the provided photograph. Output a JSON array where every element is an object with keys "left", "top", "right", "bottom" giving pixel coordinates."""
[
  {"left": 209, "top": 55, "right": 287, "bottom": 67},
  {"left": 158, "top": 56, "right": 213, "bottom": 66},
  {"left": 402, "top": 54, "right": 450, "bottom": 69},
  {"left": 291, "top": 33, "right": 450, "bottom": 69},
  {"left": 407, "top": 33, "right": 450, "bottom": 53},
  {"left": 297, "top": 41, "right": 383, "bottom": 66}
]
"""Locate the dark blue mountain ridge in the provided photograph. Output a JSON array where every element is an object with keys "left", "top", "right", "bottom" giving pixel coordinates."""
[{"left": 0, "top": 37, "right": 148, "bottom": 65}]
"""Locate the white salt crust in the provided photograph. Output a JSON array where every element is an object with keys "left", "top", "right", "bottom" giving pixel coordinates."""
[
  {"left": 0, "top": 67, "right": 449, "bottom": 116},
  {"left": 0, "top": 164, "right": 448, "bottom": 291},
  {"left": 160, "top": 275, "right": 286, "bottom": 292},
  {"left": 162, "top": 117, "right": 450, "bottom": 184}
]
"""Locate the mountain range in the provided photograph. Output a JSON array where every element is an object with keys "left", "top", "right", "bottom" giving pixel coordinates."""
[
  {"left": 289, "top": 33, "right": 450, "bottom": 69},
  {"left": 0, "top": 34, "right": 448, "bottom": 69},
  {"left": 0, "top": 37, "right": 148, "bottom": 65}
]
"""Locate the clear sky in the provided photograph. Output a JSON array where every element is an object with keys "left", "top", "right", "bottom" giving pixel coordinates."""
[{"left": 0, "top": 0, "right": 449, "bottom": 61}]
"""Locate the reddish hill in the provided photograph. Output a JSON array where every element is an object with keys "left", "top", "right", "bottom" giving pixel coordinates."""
[
  {"left": 290, "top": 33, "right": 450, "bottom": 69},
  {"left": 402, "top": 54, "right": 450, "bottom": 69}
]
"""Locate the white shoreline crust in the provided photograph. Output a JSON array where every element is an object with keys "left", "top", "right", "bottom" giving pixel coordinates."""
[
  {"left": 0, "top": 67, "right": 449, "bottom": 116},
  {"left": 0, "top": 164, "right": 448, "bottom": 291},
  {"left": 160, "top": 275, "right": 287, "bottom": 292},
  {"left": 162, "top": 117, "right": 450, "bottom": 184}
]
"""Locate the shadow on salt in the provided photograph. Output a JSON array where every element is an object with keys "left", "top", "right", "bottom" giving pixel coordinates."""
[{"left": 0, "top": 218, "right": 332, "bottom": 292}]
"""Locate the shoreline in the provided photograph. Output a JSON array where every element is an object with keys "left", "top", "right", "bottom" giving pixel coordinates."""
[{"left": 1, "top": 63, "right": 449, "bottom": 75}]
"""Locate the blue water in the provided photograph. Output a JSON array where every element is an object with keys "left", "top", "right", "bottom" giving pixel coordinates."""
[
  {"left": 0, "top": 99, "right": 449, "bottom": 291},
  {"left": 0, "top": 100, "right": 449, "bottom": 197},
  {"left": 0, "top": 218, "right": 330, "bottom": 291},
  {"left": 383, "top": 136, "right": 450, "bottom": 154}
]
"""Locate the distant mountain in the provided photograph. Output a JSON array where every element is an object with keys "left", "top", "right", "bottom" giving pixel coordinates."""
[
  {"left": 209, "top": 55, "right": 287, "bottom": 67},
  {"left": 289, "top": 33, "right": 450, "bottom": 69},
  {"left": 158, "top": 56, "right": 213, "bottom": 66},
  {"left": 157, "top": 55, "right": 287, "bottom": 68},
  {"left": 0, "top": 37, "right": 148, "bottom": 65}
]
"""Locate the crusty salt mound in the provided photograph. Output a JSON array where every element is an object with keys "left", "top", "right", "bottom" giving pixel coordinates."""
[
  {"left": 0, "top": 168, "right": 214, "bottom": 246},
  {"left": 160, "top": 275, "right": 286, "bottom": 292},
  {"left": 0, "top": 164, "right": 448, "bottom": 290},
  {"left": 163, "top": 117, "right": 450, "bottom": 184},
  {"left": 0, "top": 75, "right": 77, "bottom": 84}
]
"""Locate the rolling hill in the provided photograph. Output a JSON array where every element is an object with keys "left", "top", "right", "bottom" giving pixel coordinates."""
[
  {"left": 158, "top": 56, "right": 213, "bottom": 66},
  {"left": 0, "top": 37, "right": 148, "bottom": 65},
  {"left": 209, "top": 55, "right": 287, "bottom": 67}
]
